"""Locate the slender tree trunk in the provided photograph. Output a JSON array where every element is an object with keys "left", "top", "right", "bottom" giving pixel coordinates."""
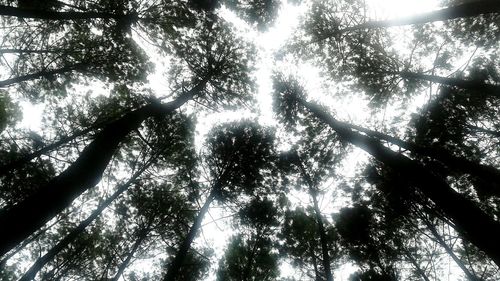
[
  {"left": 18, "top": 165, "right": 149, "bottom": 281},
  {"left": 296, "top": 158, "right": 334, "bottom": 281},
  {"left": 338, "top": 119, "right": 500, "bottom": 196},
  {"left": 0, "top": 5, "right": 137, "bottom": 21},
  {"left": 421, "top": 217, "right": 480, "bottom": 281},
  {"left": 0, "top": 48, "right": 74, "bottom": 54},
  {"left": 466, "top": 125, "right": 500, "bottom": 138},
  {"left": 0, "top": 85, "right": 200, "bottom": 257},
  {"left": 163, "top": 190, "right": 216, "bottom": 281},
  {"left": 299, "top": 99, "right": 500, "bottom": 267},
  {"left": 110, "top": 230, "right": 148, "bottom": 281},
  {"left": 403, "top": 249, "right": 431, "bottom": 281},
  {"left": 309, "top": 244, "right": 321, "bottom": 281},
  {"left": 241, "top": 231, "right": 262, "bottom": 281},
  {"left": 395, "top": 71, "right": 500, "bottom": 97},
  {"left": 341, "top": 0, "right": 500, "bottom": 32},
  {"left": 0, "top": 62, "right": 89, "bottom": 87}
]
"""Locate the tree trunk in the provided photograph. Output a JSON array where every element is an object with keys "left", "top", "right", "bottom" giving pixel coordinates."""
[
  {"left": 299, "top": 99, "right": 500, "bottom": 268},
  {"left": 241, "top": 231, "right": 261, "bottom": 281},
  {"left": 0, "top": 62, "right": 89, "bottom": 87},
  {"left": 0, "top": 48, "right": 74, "bottom": 54},
  {"left": 396, "top": 71, "right": 500, "bottom": 97},
  {"left": 421, "top": 217, "right": 480, "bottom": 281},
  {"left": 109, "top": 229, "right": 148, "bottom": 281},
  {"left": 0, "top": 121, "right": 105, "bottom": 176},
  {"left": 0, "top": 5, "right": 137, "bottom": 21},
  {"left": 17, "top": 164, "right": 150, "bottom": 281},
  {"left": 0, "top": 86, "right": 199, "bottom": 257},
  {"left": 338, "top": 119, "right": 500, "bottom": 196},
  {"left": 341, "top": 0, "right": 500, "bottom": 32},
  {"left": 403, "top": 249, "right": 431, "bottom": 281},
  {"left": 296, "top": 157, "right": 334, "bottom": 281},
  {"left": 466, "top": 124, "right": 500, "bottom": 138},
  {"left": 309, "top": 244, "right": 321, "bottom": 281},
  {"left": 0, "top": 214, "right": 65, "bottom": 268},
  {"left": 163, "top": 190, "right": 216, "bottom": 281}
]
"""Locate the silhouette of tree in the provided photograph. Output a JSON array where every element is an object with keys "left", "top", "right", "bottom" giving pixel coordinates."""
[
  {"left": 217, "top": 197, "right": 280, "bottom": 281},
  {"left": 163, "top": 121, "right": 275, "bottom": 281},
  {"left": 1, "top": 0, "right": 499, "bottom": 279}
]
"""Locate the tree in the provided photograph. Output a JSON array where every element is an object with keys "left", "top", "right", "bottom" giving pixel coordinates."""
[
  {"left": 217, "top": 197, "right": 280, "bottom": 281},
  {"left": 312, "top": 0, "right": 500, "bottom": 39},
  {"left": 163, "top": 121, "right": 275, "bottom": 281},
  {"left": 16, "top": 109, "right": 196, "bottom": 280},
  {"left": 0, "top": 16, "right": 256, "bottom": 257},
  {"left": 279, "top": 207, "right": 337, "bottom": 281},
  {"left": 0, "top": 0, "right": 198, "bottom": 98},
  {"left": 273, "top": 75, "right": 500, "bottom": 267},
  {"left": 278, "top": 128, "right": 345, "bottom": 281},
  {"left": 2, "top": 0, "right": 500, "bottom": 279}
]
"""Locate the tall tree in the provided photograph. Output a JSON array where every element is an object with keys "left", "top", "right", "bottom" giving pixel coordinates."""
[
  {"left": 279, "top": 207, "right": 337, "bottom": 281},
  {"left": 163, "top": 121, "right": 275, "bottom": 281},
  {"left": 273, "top": 75, "right": 500, "bottom": 267},
  {"left": 217, "top": 197, "right": 280, "bottom": 281},
  {"left": 0, "top": 18, "right": 256, "bottom": 257}
]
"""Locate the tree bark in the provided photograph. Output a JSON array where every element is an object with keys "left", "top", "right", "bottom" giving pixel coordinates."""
[
  {"left": 163, "top": 190, "right": 216, "bottom": 281},
  {"left": 0, "top": 5, "right": 137, "bottom": 21},
  {"left": 295, "top": 157, "right": 334, "bottom": 281},
  {"left": 17, "top": 166, "right": 148, "bottom": 281},
  {"left": 299, "top": 98, "right": 500, "bottom": 268},
  {"left": 0, "top": 85, "right": 200, "bottom": 257},
  {"left": 341, "top": 0, "right": 500, "bottom": 32},
  {"left": 0, "top": 62, "right": 89, "bottom": 87}
]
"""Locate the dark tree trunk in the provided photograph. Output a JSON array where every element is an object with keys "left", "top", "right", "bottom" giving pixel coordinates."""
[
  {"left": 0, "top": 214, "right": 65, "bottom": 268},
  {"left": 296, "top": 158, "right": 334, "bottom": 281},
  {"left": 110, "top": 230, "right": 148, "bottom": 281},
  {"left": 396, "top": 71, "right": 500, "bottom": 97},
  {"left": 338, "top": 119, "right": 500, "bottom": 196},
  {"left": 0, "top": 121, "right": 105, "bottom": 176},
  {"left": 300, "top": 99, "right": 500, "bottom": 268},
  {"left": 309, "top": 244, "right": 321, "bottom": 281},
  {"left": 18, "top": 167, "right": 147, "bottom": 281},
  {"left": 0, "top": 87, "right": 198, "bottom": 257},
  {"left": 0, "top": 62, "right": 89, "bottom": 87},
  {"left": 342, "top": 0, "right": 500, "bottom": 32},
  {"left": 241, "top": 231, "right": 261, "bottom": 281},
  {"left": 163, "top": 190, "right": 216, "bottom": 281},
  {"left": 0, "top": 5, "right": 137, "bottom": 21}
]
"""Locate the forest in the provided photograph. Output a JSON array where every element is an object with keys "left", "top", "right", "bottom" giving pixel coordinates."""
[{"left": 0, "top": 0, "right": 499, "bottom": 280}]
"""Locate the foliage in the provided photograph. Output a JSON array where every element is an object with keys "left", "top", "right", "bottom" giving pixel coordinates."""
[{"left": 1, "top": 0, "right": 500, "bottom": 280}]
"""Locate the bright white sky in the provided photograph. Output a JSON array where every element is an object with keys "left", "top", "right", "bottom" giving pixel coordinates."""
[{"left": 13, "top": 0, "right": 465, "bottom": 280}]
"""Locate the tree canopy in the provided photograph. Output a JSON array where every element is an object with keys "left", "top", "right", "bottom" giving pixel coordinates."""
[{"left": 0, "top": 0, "right": 499, "bottom": 280}]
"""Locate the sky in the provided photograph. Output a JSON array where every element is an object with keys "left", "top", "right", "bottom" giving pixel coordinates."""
[{"left": 10, "top": 0, "right": 463, "bottom": 280}]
